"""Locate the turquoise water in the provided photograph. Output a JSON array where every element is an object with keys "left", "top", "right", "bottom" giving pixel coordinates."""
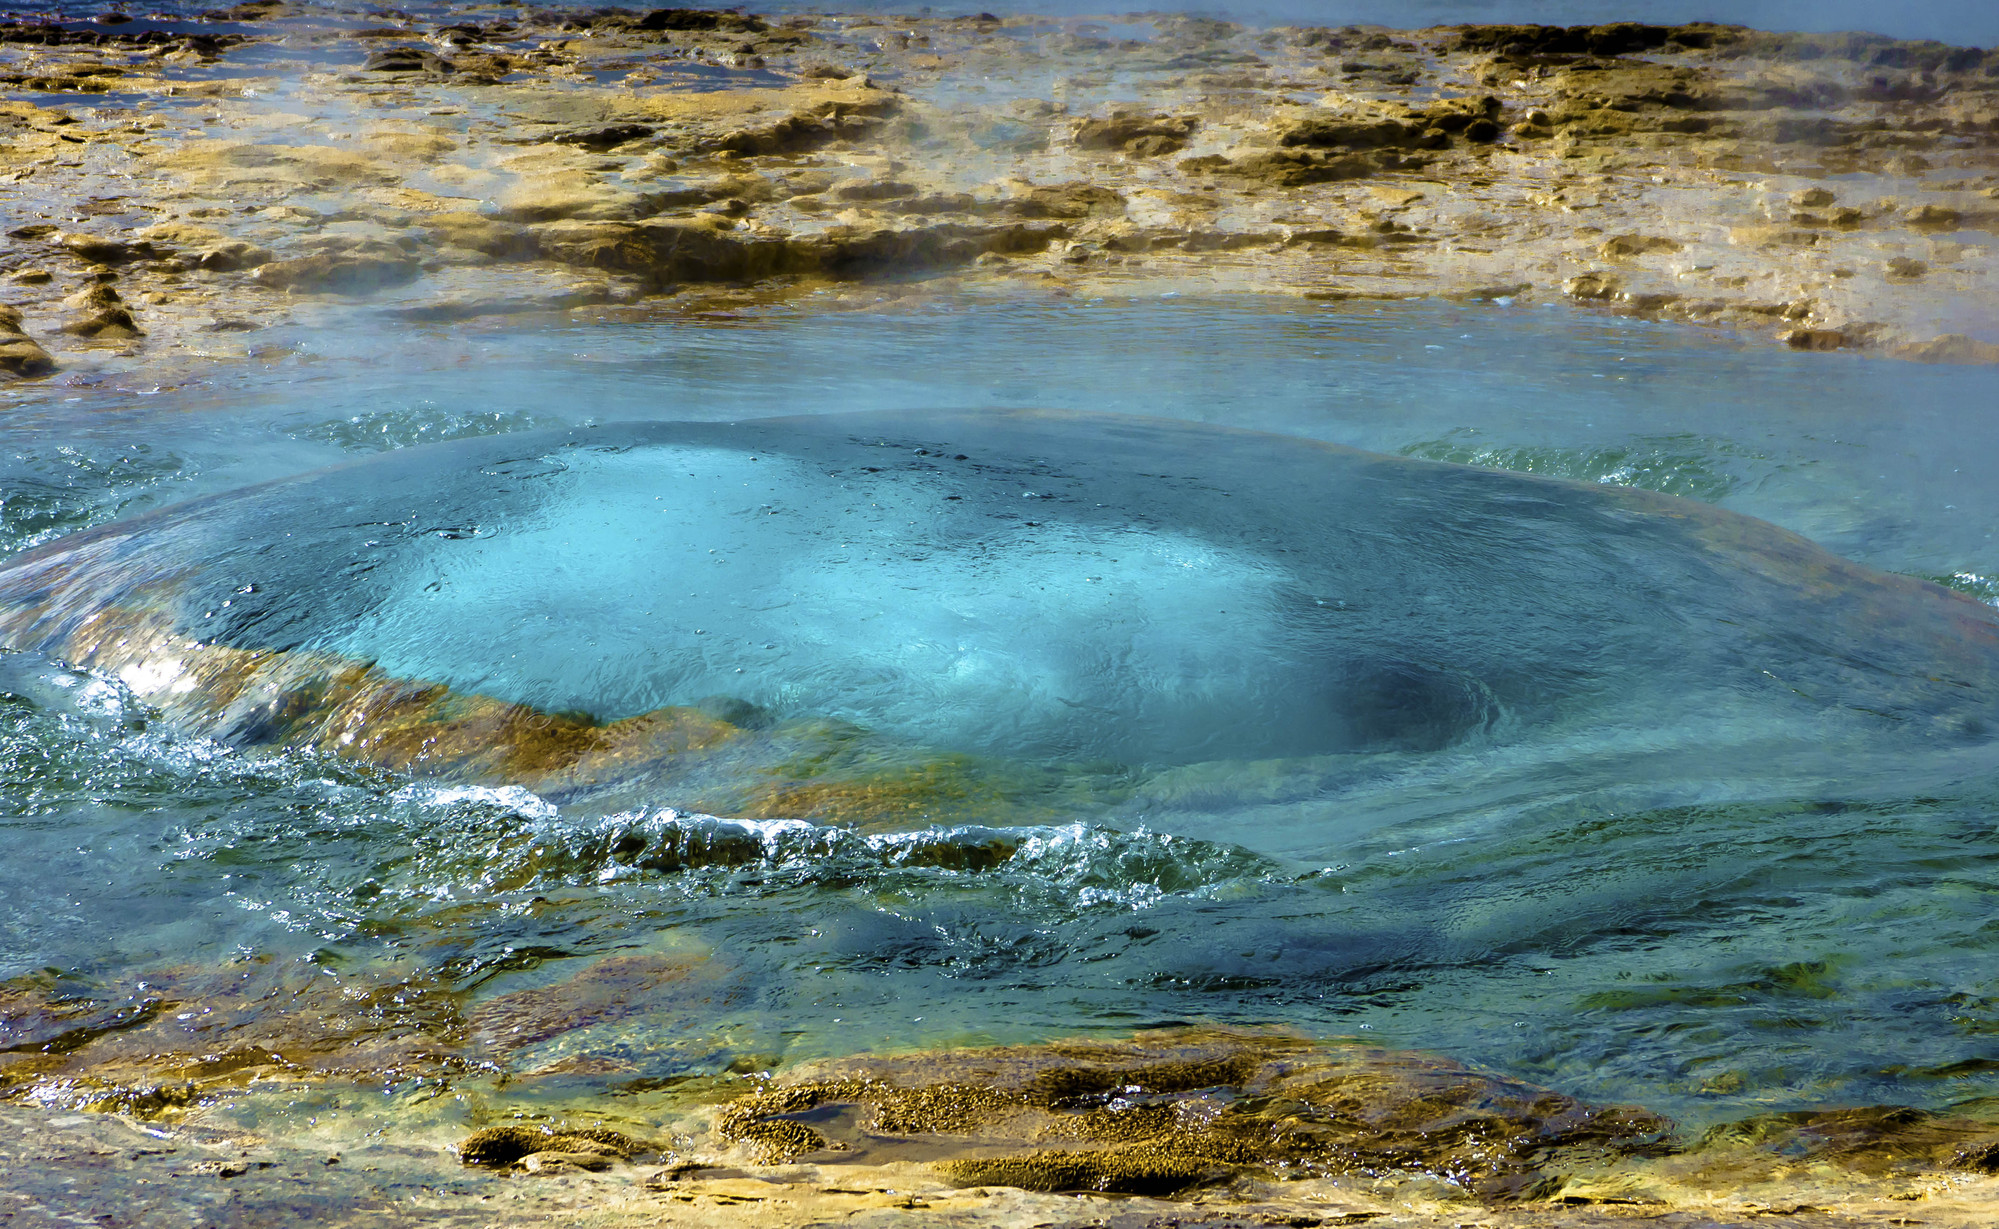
[{"left": 4, "top": 297, "right": 1999, "bottom": 1131}]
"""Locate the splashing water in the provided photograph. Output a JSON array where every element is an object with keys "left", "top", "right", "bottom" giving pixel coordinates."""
[{"left": 4, "top": 298, "right": 1999, "bottom": 1139}]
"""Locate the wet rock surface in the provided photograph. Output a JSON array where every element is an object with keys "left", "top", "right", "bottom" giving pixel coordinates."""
[
  {"left": 1, "top": 6, "right": 1996, "bottom": 383},
  {"left": 5, "top": 8, "right": 1999, "bottom": 1228},
  {"left": 2, "top": 1023, "right": 1998, "bottom": 1227},
  {"left": 713, "top": 1031, "right": 1673, "bottom": 1197}
]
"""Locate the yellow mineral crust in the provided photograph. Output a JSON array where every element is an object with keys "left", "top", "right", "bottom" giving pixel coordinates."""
[
  {"left": 712, "top": 1030, "right": 1675, "bottom": 1198},
  {"left": 5, "top": 12, "right": 1999, "bottom": 383}
]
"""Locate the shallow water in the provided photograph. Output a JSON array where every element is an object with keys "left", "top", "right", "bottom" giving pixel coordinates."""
[{"left": 4, "top": 296, "right": 1999, "bottom": 1139}]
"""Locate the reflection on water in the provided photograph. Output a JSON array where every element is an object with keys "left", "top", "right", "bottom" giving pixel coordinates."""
[{"left": 3, "top": 298, "right": 1999, "bottom": 1141}]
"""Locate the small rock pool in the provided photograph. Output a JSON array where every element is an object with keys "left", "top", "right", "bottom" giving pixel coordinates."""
[{"left": 3, "top": 293, "right": 1999, "bottom": 1143}]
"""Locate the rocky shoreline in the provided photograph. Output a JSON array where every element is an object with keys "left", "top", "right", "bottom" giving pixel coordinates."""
[
  {"left": 6, "top": 4, "right": 1999, "bottom": 1226},
  {"left": 2, "top": 3, "right": 1997, "bottom": 386},
  {"left": 5, "top": 1015, "right": 1999, "bottom": 1228}
]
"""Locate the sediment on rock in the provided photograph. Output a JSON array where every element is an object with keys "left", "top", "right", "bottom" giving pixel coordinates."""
[
  {"left": 0, "top": 947, "right": 726, "bottom": 1115},
  {"left": 3, "top": 9, "right": 1996, "bottom": 375},
  {"left": 0, "top": 304, "right": 55, "bottom": 376},
  {"left": 709, "top": 1028, "right": 1999, "bottom": 1203},
  {"left": 713, "top": 1030, "right": 1674, "bottom": 1198},
  {"left": 459, "top": 1125, "right": 655, "bottom": 1170}
]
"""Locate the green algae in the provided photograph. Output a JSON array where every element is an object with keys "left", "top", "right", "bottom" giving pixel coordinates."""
[
  {"left": 711, "top": 1030, "right": 1674, "bottom": 1198},
  {"left": 1694, "top": 1106, "right": 1999, "bottom": 1176}
]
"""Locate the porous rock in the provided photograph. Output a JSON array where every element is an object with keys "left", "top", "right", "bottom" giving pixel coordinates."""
[
  {"left": 252, "top": 252, "right": 419, "bottom": 294},
  {"left": 0, "top": 304, "right": 56, "bottom": 376},
  {"left": 459, "top": 1124, "right": 647, "bottom": 1169},
  {"left": 1071, "top": 111, "right": 1199, "bottom": 157},
  {"left": 713, "top": 1030, "right": 1673, "bottom": 1197},
  {"left": 362, "top": 46, "right": 454, "bottom": 74}
]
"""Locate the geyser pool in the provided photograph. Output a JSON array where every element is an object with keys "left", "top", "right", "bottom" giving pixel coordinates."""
[
  {"left": 4, "top": 298, "right": 1999, "bottom": 1146},
  {"left": 11, "top": 408, "right": 1993, "bottom": 818}
]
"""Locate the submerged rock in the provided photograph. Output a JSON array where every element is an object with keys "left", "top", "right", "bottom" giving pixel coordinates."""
[
  {"left": 0, "top": 305, "right": 55, "bottom": 377},
  {"left": 1699, "top": 1105, "right": 1999, "bottom": 1176},
  {"left": 714, "top": 1029, "right": 1670, "bottom": 1197},
  {"left": 0, "top": 960, "right": 471, "bottom": 1110},
  {"left": 1071, "top": 110, "right": 1200, "bottom": 157},
  {"left": 459, "top": 1124, "right": 650, "bottom": 1168},
  {"left": 253, "top": 250, "right": 421, "bottom": 294},
  {"left": 0, "top": 410, "right": 1994, "bottom": 830}
]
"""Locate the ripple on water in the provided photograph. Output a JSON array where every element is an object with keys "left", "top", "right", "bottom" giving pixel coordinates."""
[{"left": 4, "top": 303, "right": 1999, "bottom": 1140}]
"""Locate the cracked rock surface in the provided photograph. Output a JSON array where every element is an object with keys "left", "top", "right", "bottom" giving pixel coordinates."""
[{"left": 2, "top": 5, "right": 1996, "bottom": 383}]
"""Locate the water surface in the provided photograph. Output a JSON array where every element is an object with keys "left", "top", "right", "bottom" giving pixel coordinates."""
[{"left": 3, "top": 296, "right": 1998, "bottom": 1137}]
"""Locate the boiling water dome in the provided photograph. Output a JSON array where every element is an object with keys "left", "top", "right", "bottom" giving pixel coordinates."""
[{"left": 2, "top": 409, "right": 1995, "bottom": 848}]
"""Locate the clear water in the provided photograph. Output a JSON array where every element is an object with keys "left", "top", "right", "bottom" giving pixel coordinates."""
[{"left": 4, "top": 297, "right": 1999, "bottom": 1136}]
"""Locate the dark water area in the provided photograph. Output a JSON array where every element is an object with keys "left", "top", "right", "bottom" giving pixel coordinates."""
[{"left": 3, "top": 297, "right": 1999, "bottom": 1139}]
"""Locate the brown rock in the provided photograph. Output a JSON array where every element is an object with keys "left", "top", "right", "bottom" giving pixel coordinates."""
[
  {"left": 60, "top": 283, "right": 123, "bottom": 312},
  {"left": 1905, "top": 203, "right": 1963, "bottom": 228},
  {"left": 1216, "top": 149, "right": 1388, "bottom": 187},
  {"left": 422, "top": 214, "right": 540, "bottom": 261},
  {"left": 1729, "top": 224, "right": 1821, "bottom": 248},
  {"left": 1450, "top": 22, "right": 1713, "bottom": 57},
  {"left": 1546, "top": 61, "right": 1718, "bottom": 115},
  {"left": 1071, "top": 111, "right": 1199, "bottom": 157},
  {"left": 252, "top": 253, "right": 419, "bottom": 294},
  {"left": 58, "top": 232, "right": 154, "bottom": 263},
  {"left": 547, "top": 123, "right": 655, "bottom": 151},
  {"left": 136, "top": 221, "right": 227, "bottom": 248},
  {"left": 1278, "top": 114, "right": 1444, "bottom": 152},
  {"left": 832, "top": 178, "right": 919, "bottom": 202},
  {"left": 194, "top": 241, "right": 273, "bottom": 272},
  {"left": 1892, "top": 333, "right": 1999, "bottom": 364},
  {"left": 520, "top": 1150, "right": 613, "bottom": 1174},
  {"left": 56, "top": 286, "right": 139, "bottom": 338},
  {"left": 627, "top": 7, "right": 767, "bottom": 35},
  {"left": 490, "top": 177, "right": 646, "bottom": 224},
  {"left": 1599, "top": 234, "right": 1684, "bottom": 258},
  {"left": 710, "top": 95, "right": 897, "bottom": 156},
  {"left": 1781, "top": 327, "right": 1846, "bottom": 350},
  {"left": 0, "top": 305, "right": 56, "bottom": 377},
  {"left": 1004, "top": 183, "right": 1125, "bottom": 220},
  {"left": 361, "top": 46, "right": 455, "bottom": 74},
  {"left": 1791, "top": 186, "right": 1836, "bottom": 207},
  {"left": 59, "top": 308, "right": 141, "bottom": 338},
  {"left": 1415, "top": 95, "right": 1503, "bottom": 139},
  {"left": 1702, "top": 1105, "right": 1999, "bottom": 1176},
  {"left": 1563, "top": 271, "right": 1621, "bottom": 300},
  {"left": 468, "top": 954, "right": 707, "bottom": 1056},
  {"left": 459, "top": 1125, "right": 647, "bottom": 1169},
  {"left": 716, "top": 1029, "right": 1673, "bottom": 1199}
]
